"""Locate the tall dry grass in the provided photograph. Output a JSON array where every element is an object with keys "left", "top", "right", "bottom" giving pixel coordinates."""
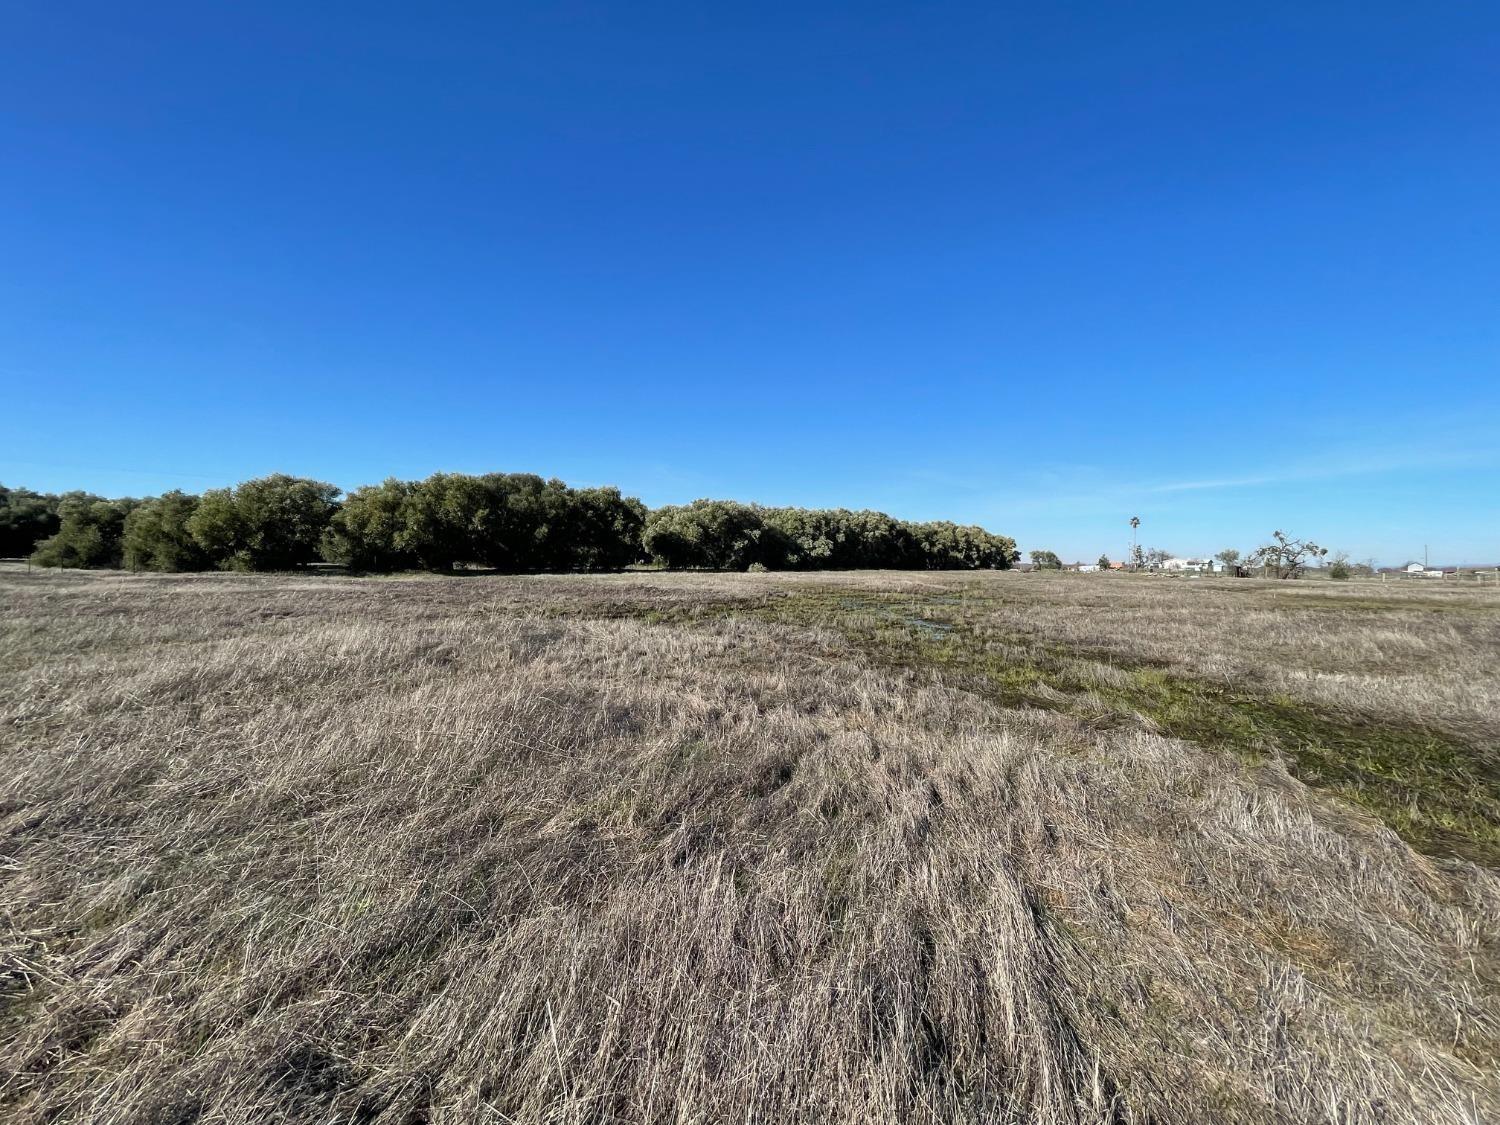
[{"left": 2, "top": 566, "right": 1497, "bottom": 1123}]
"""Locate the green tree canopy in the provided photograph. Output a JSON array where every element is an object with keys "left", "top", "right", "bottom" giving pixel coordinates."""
[
  {"left": 643, "top": 500, "right": 775, "bottom": 571},
  {"left": 0, "top": 485, "right": 61, "bottom": 558},
  {"left": 644, "top": 502, "right": 1017, "bottom": 572},
  {"left": 7, "top": 473, "right": 1018, "bottom": 577},
  {"left": 323, "top": 473, "right": 648, "bottom": 574},
  {"left": 187, "top": 474, "right": 340, "bottom": 571},
  {"left": 321, "top": 479, "right": 418, "bottom": 572},
  {"left": 31, "top": 494, "right": 139, "bottom": 569},
  {"left": 124, "top": 492, "right": 213, "bottom": 571}
]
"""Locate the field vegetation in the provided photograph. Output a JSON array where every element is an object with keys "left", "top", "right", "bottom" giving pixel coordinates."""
[
  {"left": 2, "top": 566, "right": 1497, "bottom": 1123},
  {"left": 3, "top": 476, "right": 1019, "bottom": 576}
]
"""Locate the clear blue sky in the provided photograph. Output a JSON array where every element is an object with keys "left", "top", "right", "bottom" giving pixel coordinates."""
[{"left": 4, "top": 3, "right": 1497, "bottom": 565}]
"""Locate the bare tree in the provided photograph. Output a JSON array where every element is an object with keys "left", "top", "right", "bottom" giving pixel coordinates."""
[{"left": 1248, "top": 530, "right": 1327, "bottom": 580}]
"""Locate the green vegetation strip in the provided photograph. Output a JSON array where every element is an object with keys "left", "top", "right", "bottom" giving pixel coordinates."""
[{"left": 567, "top": 585, "right": 1500, "bottom": 868}]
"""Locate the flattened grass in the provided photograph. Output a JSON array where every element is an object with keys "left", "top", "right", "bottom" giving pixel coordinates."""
[{"left": 3, "top": 566, "right": 1497, "bottom": 1124}]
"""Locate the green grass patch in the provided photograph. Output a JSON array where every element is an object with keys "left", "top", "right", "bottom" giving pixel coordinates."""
[
  {"left": 625, "top": 584, "right": 1500, "bottom": 868},
  {"left": 1258, "top": 592, "right": 1499, "bottom": 615},
  {"left": 543, "top": 581, "right": 1500, "bottom": 865},
  {"left": 1102, "top": 671, "right": 1500, "bottom": 866}
]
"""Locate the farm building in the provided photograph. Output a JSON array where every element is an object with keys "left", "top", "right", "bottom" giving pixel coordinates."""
[{"left": 1161, "top": 557, "right": 1224, "bottom": 573}]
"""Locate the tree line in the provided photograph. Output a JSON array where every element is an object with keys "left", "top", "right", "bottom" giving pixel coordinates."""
[
  {"left": 1, "top": 475, "right": 1018, "bottom": 574},
  {"left": 643, "top": 500, "right": 1017, "bottom": 571}
]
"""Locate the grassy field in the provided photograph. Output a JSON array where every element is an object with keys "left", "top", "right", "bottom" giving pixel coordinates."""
[{"left": 2, "top": 565, "right": 1498, "bottom": 1123}]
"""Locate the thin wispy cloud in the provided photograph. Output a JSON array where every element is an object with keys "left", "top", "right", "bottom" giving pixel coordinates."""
[
  {"left": 1144, "top": 445, "right": 1500, "bottom": 495},
  {"left": 893, "top": 435, "right": 1500, "bottom": 538}
]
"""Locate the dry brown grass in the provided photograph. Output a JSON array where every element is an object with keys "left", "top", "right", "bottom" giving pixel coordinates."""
[{"left": 2, "top": 566, "right": 1497, "bottom": 1123}]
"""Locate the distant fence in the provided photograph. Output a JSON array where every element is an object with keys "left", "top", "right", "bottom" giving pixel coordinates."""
[
  {"left": 1367, "top": 570, "right": 1500, "bottom": 585},
  {"left": 1112, "top": 567, "right": 1500, "bottom": 585}
]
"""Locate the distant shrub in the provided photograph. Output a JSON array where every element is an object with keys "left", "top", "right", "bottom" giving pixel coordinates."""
[
  {"left": 123, "top": 492, "right": 213, "bottom": 571},
  {"left": 906, "top": 520, "right": 1017, "bottom": 570},
  {"left": 479, "top": 474, "right": 642, "bottom": 573},
  {"left": 1329, "top": 554, "right": 1352, "bottom": 581},
  {"left": 643, "top": 501, "right": 1017, "bottom": 572},
  {"left": 0, "top": 484, "right": 61, "bottom": 558},
  {"left": 643, "top": 500, "right": 779, "bottom": 571},
  {"left": 320, "top": 473, "right": 647, "bottom": 574},
  {"left": 746, "top": 561, "right": 769, "bottom": 573},
  {"left": 388, "top": 473, "right": 491, "bottom": 572},
  {"left": 31, "top": 494, "right": 139, "bottom": 569},
  {"left": 564, "top": 486, "right": 647, "bottom": 571},
  {"left": 321, "top": 479, "right": 418, "bottom": 572},
  {"left": 188, "top": 474, "right": 340, "bottom": 571},
  {"left": 760, "top": 507, "right": 859, "bottom": 569},
  {"left": 9, "top": 472, "right": 1016, "bottom": 577}
]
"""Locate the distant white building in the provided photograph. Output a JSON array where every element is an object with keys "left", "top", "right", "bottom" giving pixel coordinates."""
[
  {"left": 1405, "top": 562, "right": 1446, "bottom": 578},
  {"left": 1161, "top": 557, "right": 1219, "bottom": 572}
]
